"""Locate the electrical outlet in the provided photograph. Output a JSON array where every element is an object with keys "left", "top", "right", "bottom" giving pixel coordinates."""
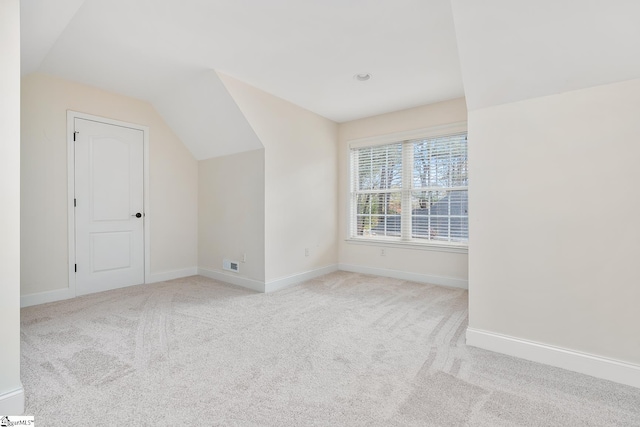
[
  {"left": 380, "top": 248, "right": 386, "bottom": 256},
  {"left": 305, "top": 248, "right": 310, "bottom": 257},
  {"left": 242, "top": 253, "right": 247, "bottom": 263}
]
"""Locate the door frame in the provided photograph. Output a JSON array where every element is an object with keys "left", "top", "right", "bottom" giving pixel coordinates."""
[{"left": 67, "top": 110, "right": 150, "bottom": 296}]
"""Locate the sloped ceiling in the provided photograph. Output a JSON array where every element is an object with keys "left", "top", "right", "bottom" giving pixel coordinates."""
[
  {"left": 20, "top": 0, "right": 465, "bottom": 160},
  {"left": 29, "top": 0, "right": 464, "bottom": 122},
  {"left": 152, "top": 70, "right": 262, "bottom": 160},
  {"left": 451, "top": 0, "right": 640, "bottom": 111},
  {"left": 19, "top": 0, "right": 85, "bottom": 74},
  {"left": 22, "top": 1, "right": 640, "bottom": 160}
]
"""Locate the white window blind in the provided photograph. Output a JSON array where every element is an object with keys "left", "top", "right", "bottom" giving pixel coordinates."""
[{"left": 350, "top": 132, "right": 468, "bottom": 246}]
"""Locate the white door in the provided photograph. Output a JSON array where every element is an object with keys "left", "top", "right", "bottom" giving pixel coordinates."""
[{"left": 74, "top": 118, "right": 145, "bottom": 296}]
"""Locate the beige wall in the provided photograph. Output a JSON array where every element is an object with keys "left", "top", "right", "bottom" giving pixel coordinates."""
[
  {"left": 0, "top": 0, "right": 23, "bottom": 410},
  {"left": 469, "top": 78, "right": 640, "bottom": 365},
  {"left": 337, "top": 98, "right": 469, "bottom": 286},
  {"left": 218, "top": 73, "right": 338, "bottom": 282},
  {"left": 199, "top": 149, "right": 265, "bottom": 282},
  {"left": 21, "top": 73, "right": 198, "bottom": 296}
]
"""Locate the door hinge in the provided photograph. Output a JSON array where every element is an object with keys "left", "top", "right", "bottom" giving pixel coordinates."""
[
  {"left": 73, "top": 131, "right": 79, "bottom": 141},
  {"left": 74, "top": 264, "right": 77, "bottom": 273},
  {"left": 74, "top": 198, "right": 76, "bottom": 207}
]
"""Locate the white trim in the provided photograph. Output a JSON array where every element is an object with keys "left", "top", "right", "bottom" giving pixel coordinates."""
[
  {"left": 0, "top": 387, "right": 24, "bottom": 415},
  {"left": 67, "top": 113, "right": 77, "bottom": 296},
  {"left": 66, "top": 111, "right": 150, "bottom": 298},
  {"left": 21, "top": 287, "right": 75, "bottom": 308},
  {"left": 146, "top": 267, "right": 198, "bottom": 284},
  {"left": 338, "top": 263, "right": 468, "bottom": 289},
  {"left": 143, "top": 127, "right": 150, "bottom": 284},
  {"left": 198, "top": 268, "right": 265, "bottom": 292},
  {"left": 344, "top": 238, "right": 468, "bottom": 254},
  {"left": 265, "top": 264, "right": 338, "bottom": 293},
  {"left": 345, "top": 122, "right": 469, "bottom": 247},
  {"left": 197, "top": 265, "right": 340, "bottom": 294},
  {"left": 348, "top": 121, "right": 467, "bottom": 149},
  {"left": 466, "top": 327, "right": 640, "bottom": 389},
  {"left": 21, "top": 267, "right": 198, "bottom": 307}
]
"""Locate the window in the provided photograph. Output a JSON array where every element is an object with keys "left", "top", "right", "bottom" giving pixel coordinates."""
[{"left": 349, "top": 129, "right": 468, "bottom": 247}]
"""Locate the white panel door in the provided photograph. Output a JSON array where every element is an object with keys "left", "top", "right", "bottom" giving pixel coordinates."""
[{"left": 74, "top": 118, "right": 144, "bottom": 295}]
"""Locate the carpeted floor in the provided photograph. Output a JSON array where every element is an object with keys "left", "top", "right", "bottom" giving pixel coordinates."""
[{"left": 21, "top": 272, "right": 640, "bottom": 426}]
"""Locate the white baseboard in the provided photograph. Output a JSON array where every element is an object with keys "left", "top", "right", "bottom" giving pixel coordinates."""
[
  {"left": 21, "top": 267, "right": 198, "bottom": 308},
  {"left": 265, "top": 264, "right": 338, "bottom": 293},
  {"left": 21, "top": 287, "right": 75, "bottom": 308},
  {"left": 466, "top": 327, "right": 640, "bottom": 389},
  {"left": 197, "top": 268, "right": 265, "bottom": 292},
  {"left": 338, "top": 263, "right": 468, "bottom": 289},
  {"left": 197, "top": 265, "right": 339, "bottom": 293},
  {"left": 0, "top": 387, "right": 24, "bottom": 415},
  {"left": 146, "top": 267, "right": 198, "bottom": 284}
]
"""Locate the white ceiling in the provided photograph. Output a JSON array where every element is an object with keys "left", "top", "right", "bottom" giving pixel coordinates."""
[
  {"left": 19, "top": 0, "right": 85, "bottom": 75},
  {"left": 451, "top": 0, "right": 640, "bottom": 110},
  {"left": 152, "top": 69, "right": 262, "bottom": 160},
  {"left": 21, "top": 1, "right": 640, "bottom": 159},
  {"left": 20, "top": 0, "right": 464, "bottom": 123}
]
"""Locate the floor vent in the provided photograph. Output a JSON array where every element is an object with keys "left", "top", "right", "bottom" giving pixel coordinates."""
[{"left": 223, "top": 259, "right": 239, "bottom": 273}]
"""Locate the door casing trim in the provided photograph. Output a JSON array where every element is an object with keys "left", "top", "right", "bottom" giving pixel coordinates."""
[{"left": 67, "top": 111, "right": 151, "bottom": 297}]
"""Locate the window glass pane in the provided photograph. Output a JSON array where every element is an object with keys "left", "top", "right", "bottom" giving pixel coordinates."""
[
  {"left": 351, "top": 132, "right": 468, "bottom": 246},
  {"left": 355, "top": 144, "right": 402, "bottom": 190},
  {"left": 413, "top": 134, "right": 467, "bottom": 189},
  {"left": 355, "top": 192, "right": 402, "bottom": 237},
  {"left": 411, "top": 190, "right": 468, "bottom": 242}
]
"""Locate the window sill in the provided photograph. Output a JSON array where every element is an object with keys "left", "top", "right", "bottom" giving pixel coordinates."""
[{"left": 344, "top": 238, "right": 468, "bottom": 254}]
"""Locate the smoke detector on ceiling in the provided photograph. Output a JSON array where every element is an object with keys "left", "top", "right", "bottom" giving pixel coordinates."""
[{"left": 353, "top": 73, "right": 372, "bottom": 82}]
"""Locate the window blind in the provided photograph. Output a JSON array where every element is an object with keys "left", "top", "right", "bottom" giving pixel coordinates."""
[{"left": 350, "top": 132, "right": 468, "bottom": 245}]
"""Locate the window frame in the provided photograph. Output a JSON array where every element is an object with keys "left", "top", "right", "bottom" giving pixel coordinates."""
[{"left": 346, "top": 122, "right": 468, "bottom": 253}]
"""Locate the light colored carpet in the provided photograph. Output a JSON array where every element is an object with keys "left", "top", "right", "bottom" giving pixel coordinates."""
[{"left": 21, "top": 272, "right": 640, "bottom": 426}]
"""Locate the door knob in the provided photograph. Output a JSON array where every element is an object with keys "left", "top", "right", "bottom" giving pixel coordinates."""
[{"left": 132, "top": 213, "right": 142, "bottom": 218}]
